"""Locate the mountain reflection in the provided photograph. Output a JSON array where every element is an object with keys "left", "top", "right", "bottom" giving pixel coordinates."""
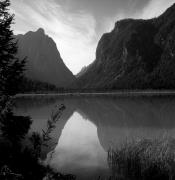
[
  {"left": 47, "top": 112, "right": 108, "bottom": 179},
  {"left": 15, "top": 95, "right": 175, "bottom": 179}
]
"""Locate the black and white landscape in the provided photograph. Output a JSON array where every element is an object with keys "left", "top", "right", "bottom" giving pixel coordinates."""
[
  {"left": 15, "top": 29, "right": 75, "bottom": 88},
  {"left": 1, "top": 0, "right": 175, "bottom": 180},
  {"left": 78, "top": 4, "right": 175, "bottom": 89}
]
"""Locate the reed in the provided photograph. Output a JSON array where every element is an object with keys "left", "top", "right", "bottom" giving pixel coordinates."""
[{"left": 108, "top": 137, "right": 175, "bottom": 180}]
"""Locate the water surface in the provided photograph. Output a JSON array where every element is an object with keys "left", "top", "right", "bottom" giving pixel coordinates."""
[{"left": 14, "top": 95, "right": 175, "bottom": 179}]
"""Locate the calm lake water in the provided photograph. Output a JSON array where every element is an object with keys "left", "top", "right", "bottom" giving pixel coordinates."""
[{"left": 14, "top": 95, "right": 175, "bottom": 179}]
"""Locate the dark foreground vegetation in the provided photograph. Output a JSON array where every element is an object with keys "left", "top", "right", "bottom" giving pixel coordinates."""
[
  {"left": 108, "top": 137, "right": 175, "bottom": 180},
  {"left": 0, "top": 96, "right": 76, "bottom": 180},
  {"left": 19, "top": 77, "right": 59, "bottom": 93},
  {"left": 0, "top": 0, "right": 76, "bottom": 179},
  {"left": 2, "top": 0, "right": 175, "bottom": 179}
]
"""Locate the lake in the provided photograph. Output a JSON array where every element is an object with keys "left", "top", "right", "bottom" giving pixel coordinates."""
[{"left": 14, "top": 95, "right": 175, "bottom": 180}]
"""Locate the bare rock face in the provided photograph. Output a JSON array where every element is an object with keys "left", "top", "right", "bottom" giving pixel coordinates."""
[
  {"left": 76, "top": 65, "right": 92, "bottom": 78},
  {"left": 15, "top": 28, "right": 76, "bottom": 88},
  {"left": 77, "top": 3, "right": 175, "bottom": 90}
]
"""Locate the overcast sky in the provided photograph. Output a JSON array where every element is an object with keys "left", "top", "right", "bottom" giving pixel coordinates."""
[{"left": 11, "top": 0, "right": 175, "bottom": 74}]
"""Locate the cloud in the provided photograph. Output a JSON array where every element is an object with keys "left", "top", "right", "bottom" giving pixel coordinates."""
[
  {"left": 101, "top": 0, "right": 175, "bottom": 35},
  {"left": 10, "top": 0, "right": 175, "bottom": 74},
  {"left": 53, "top": 0, "right": 152, "bottom": 36},
  {"left": 11, "top": 0, "right": 97, "bottom": 74},
  {"left": 55, "top": 0, "right": 151, "bottom": 18},
  {"left": 141, "top": 0, "right": 175, "bottom": 19}
]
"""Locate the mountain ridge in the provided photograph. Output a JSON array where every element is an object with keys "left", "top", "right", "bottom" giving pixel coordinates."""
[
  {"left": 77, "top": 3, "right": 175, "bottom": 90},
  {"left": 15, "top": 28, "right": 76, "bottom": 88}
]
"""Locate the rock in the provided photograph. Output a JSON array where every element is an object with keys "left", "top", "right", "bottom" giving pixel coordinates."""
[
  {"left": 77, "top": 3, "right": 175, "bottom": 90},
  {"left": 15, "top": 29, "right": 76, "bottom": 88}
]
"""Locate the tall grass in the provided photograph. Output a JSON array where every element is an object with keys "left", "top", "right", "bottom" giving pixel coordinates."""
[{"left": 108, "top": 137, "right": 175, "bottom": 180}]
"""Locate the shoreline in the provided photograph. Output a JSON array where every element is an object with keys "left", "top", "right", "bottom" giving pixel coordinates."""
[{"left": 15, "top": 90, "right": 175, "bottom": 97}]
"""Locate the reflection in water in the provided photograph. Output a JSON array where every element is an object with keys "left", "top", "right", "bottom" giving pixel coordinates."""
[
  {"left": 47, "top": 112, "right": 108, "bottom": 179},
  {"left": 14, "top": 95, "right": 175, "bottom": 179}
]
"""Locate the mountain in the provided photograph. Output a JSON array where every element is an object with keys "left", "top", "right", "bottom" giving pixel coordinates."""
[
  {"left": 19, "top": 77, "right": 59, "bottom": 93},
  {"left": 76, "top": 65, "right": 91, "bottom": 78},
  {"left": 15, "top": 28, "right": 76, "bottom": 88},
  {"left": 77, "top": 3, "right": 175, "bottom": 90}
]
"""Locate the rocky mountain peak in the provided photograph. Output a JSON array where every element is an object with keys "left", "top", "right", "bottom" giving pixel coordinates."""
[
  {"left": 15, "top": 29, "right": 76, "bottom": 88},
  {"left": 77, "top": 3, "right": 175, "bottom": 90},
  {"left": 36, "top": 28, "right": 45, "bottom": 35}
]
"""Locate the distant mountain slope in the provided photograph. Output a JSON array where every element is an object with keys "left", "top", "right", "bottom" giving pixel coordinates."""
[
  {"left": 19, "top": 77, "right": 59, "bottom": 93},
  {"left": 15, "top": 28, "right": 76, "bottom": 88},
  {"left": 77, "top": 3, "right": 175, "bottom": 90},
  {"left": 76, "top": 64, "right": 92, "bottom": 78}
]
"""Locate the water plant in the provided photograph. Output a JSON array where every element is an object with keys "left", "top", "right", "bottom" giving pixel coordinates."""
[{"left": 108, "top": 137, "right": 175, "bottom": 180}]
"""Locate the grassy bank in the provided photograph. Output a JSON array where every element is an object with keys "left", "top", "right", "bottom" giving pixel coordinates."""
[
  {"left": 108, "top": 137, "right": 175, "bottom": 180},
  {"left": 15, "top": 90, "right": 175, "bottom": 98}
]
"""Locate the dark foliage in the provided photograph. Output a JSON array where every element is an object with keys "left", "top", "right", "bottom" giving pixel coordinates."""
[
  {"left": 0, "top": 98, "right": 72, "bottom": 179},
  {"left": 19, "top": 77, "right": 59, "bottom": 93},
  {"left": 0, "top": 95, "right": 43, "bottom": 180},
  {"left": 0, "top": 0, "right": 25, "bottom": 95},
  {"left": 0, "top": 1, "right": 75, "bottom": 179}
]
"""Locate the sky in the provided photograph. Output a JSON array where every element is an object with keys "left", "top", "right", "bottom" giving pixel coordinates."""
[{"left": 10, "top": 0, "right": 175, "bottom": 74}]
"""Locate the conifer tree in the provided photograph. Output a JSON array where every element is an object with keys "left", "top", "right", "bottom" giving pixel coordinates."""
[{"left": 0, "top": 0, "right": 25, "bottom": 95}]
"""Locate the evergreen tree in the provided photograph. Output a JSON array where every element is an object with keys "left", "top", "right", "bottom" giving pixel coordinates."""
[{"left": 0, "top": 0, "right": 25, "bottom": 95}]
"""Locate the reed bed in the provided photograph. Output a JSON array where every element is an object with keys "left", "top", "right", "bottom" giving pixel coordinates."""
[{"left": 108, "top": 137, "right": 175, "bottom": 180}]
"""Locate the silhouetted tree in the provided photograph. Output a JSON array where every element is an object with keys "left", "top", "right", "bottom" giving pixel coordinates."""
[
  {"left": 0, "top": 1, "right": 75, "bottom": 179},
  {"left": 0, "top": 0, "right": 25, "bottom": 95}
]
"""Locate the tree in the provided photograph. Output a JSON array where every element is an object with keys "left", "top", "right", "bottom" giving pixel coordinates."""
[{"left": 0, "top": 0, "right": 25, "bottom": 95}]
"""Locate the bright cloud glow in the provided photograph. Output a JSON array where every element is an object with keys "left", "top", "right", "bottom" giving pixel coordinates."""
[
  {"left": 103, "top": 0, "right": 175, "bottom": 33},
  {"left": 141, "top": 0, "right": 175, "bottom": 19},
  {"left": 10, "top": 0, "right": 175, "bottom": 75},
  {"left": 49, "top": 112, "right": 107, "bottom": 172},
  {"left": 11, "top": 0, "right": 97, "bottom": 74}
]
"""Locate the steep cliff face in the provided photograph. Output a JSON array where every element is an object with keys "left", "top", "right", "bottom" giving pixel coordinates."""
[
  {"left": 76, "top": 64, "right": 92, "bottom": 78},
  {"left": 78, "top": 3, "right": 175, "bottom": 89},
  {"left": 16, "top": 28, "right": 76, "bottom": 88}
]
